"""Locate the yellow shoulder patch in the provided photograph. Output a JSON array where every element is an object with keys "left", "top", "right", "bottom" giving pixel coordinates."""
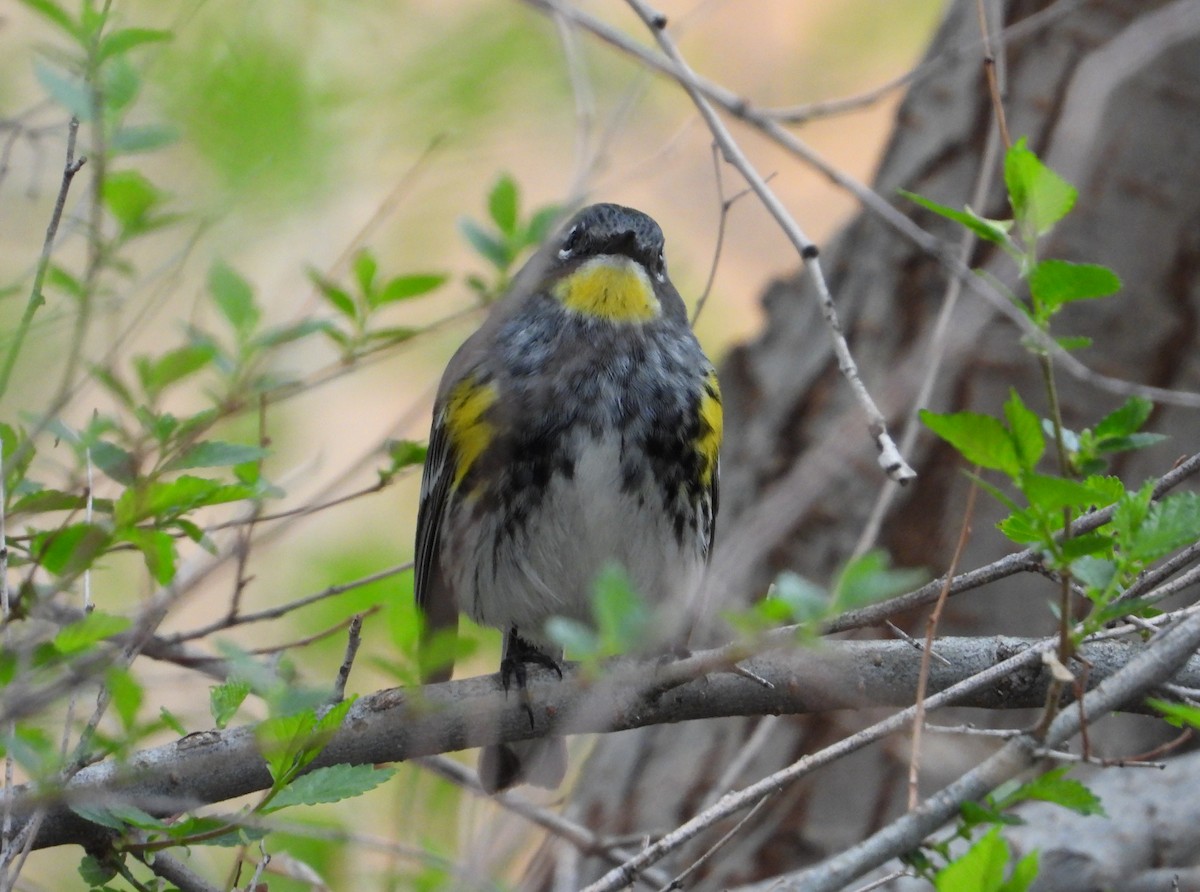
[
  {"left": 443, "top": 375, "right": 499, "bottom": 490},
  {"left": 697, "top": 371, "right": 722, "bottom": 487},
  {"left": 552, "top": 256, "right": 661, "bottom": 322}
]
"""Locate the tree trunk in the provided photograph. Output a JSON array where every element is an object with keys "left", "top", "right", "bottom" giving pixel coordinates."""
[{"left": 535, "top": 0, "right": 1200, "bottom": 887}]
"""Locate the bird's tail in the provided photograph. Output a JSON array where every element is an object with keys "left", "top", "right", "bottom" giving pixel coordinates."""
[{"left": 478, "top": 737, "right": 567, "bottom": 793}]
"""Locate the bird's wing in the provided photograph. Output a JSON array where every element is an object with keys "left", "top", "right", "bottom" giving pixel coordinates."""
[{"left": 413, "top": 407, "right": 459, "bottom": 682}]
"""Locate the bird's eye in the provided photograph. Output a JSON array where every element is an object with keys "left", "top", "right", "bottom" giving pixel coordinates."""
[
  {"left": 557, "top": 225, "right": 581, "bottom": 261},
  {"left": 653, "top": 250, "right": 666, "bottom": 282}
]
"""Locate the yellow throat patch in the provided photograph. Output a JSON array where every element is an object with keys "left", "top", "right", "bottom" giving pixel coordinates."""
[{"left": 552, "top": 256, "right": 661, "bottom": 322}]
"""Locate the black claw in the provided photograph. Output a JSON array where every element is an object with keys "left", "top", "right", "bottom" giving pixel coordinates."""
[
  {"left": 499, "top": 630, "right": 562, "bottom": 693},
  {"left": 498, "top": 630, "right": 563, "bottom": 731}
]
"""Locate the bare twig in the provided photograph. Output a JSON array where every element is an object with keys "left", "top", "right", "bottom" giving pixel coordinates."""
[
  {"left": 908, "top": 478, "right": 978, "bottom": 810},
  {"left": 329, "top": 614, "right": 364, "bottom": 704},
  {"left": 0, "top": 118, "right": 86, "bottom": 399},
  {"left": 621, "top": 0, "right": 916, "bottom": 484}
]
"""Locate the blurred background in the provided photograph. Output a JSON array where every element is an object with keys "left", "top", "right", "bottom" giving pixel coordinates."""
[{"left": 1, "top": 1, "right": 946, "bottom": 886}]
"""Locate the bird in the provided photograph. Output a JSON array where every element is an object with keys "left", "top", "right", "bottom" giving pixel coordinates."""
[{"left": 413, "top": 202, "right": 722, "bottom": 792}]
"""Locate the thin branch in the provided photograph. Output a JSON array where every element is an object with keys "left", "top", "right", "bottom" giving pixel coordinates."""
[
  {"left": 526, "top": 0, "right": 1200, "bottom": 410},
  {"left": 10, "top": 633, "right": 1200, "bottom": 853},
  {"left": 329, "top": 614, "right": 364, "bottom": 704},
  {"left": 621, "top": 0, "right": 916, "bottom": 484},
  {"left": 783, "top": 607, "right": 1200, "bottom": 892},
  {"left": 908, "top": 477, "right": 978, "bottom": 810},
  {"left": 0, "top": 118, "right": 86, "bottom": 399}
]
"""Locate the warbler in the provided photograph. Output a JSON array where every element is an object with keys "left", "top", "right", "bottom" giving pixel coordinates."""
[{"left": 414, "top": 202, "right": 722, "bottom": 792}]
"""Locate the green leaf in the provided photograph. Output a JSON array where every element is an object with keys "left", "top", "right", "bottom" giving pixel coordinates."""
[
  {"left": 488, "top": 175, "right": 519, "bottom": 235},
  {"left": 525, "top": 204, "right": 563, "bottom": 245},
  {"left": 103, "top": 169, "right": 163, "bottom": 228},
  {"left": 208, "top": 262, "right": 261, "bottom": 337},
  {"left": 250, "top": 319, "right": 330, "bottom": 348},
  {"left": 119, "top": 527, "right": 176, "bottom": 584},
  {"left": 135, "top": 343, "right": 215, "bottom": 397},
  {"left": 102, "top": 55, "right": 140, "bottom": 113},
  {"left": 114, "top": 475, "right": 256, "bottom": 526},
  {"left": 210, "top": 679, "right": 251, "bottom": 729},
  {"left": 544, "top": 617, "right": 598, "bottom": 656},
  {"left": 263, "top": 764, "right": 395, "bottom": 812},
  {"left": 90, "top": 440, "right": 137, "bottom": 485},
  {"left": 766, "top": 571, "right": 829, "bottom": 624},
  {"left": 997, "top": 507, "right": 1048, "bottom": 545},
  {"left": 1000, "top": 766, "right": 1105, "bottom": 816},
  {"left": 920, "top": 410, "right": 1020, "bottom": 478},
  {"left": 353, "top": 250, "right": 378, "bottom": 296},
  {"left": 10, "top": 489, "right": 89, "bottom": 515},
  {"left": 832, "top": 550, "right": 926, "bottom": 611},
  {"left": 383, "top": 439, "right": 428, "bottom": 474},
  {"left": 1003, "top": 390, "right": 1044, "bottom": 472},
  {"left": 1150, "top": 699, "right": 1200, "bottom": 729},
  {"left": 1003, "top": 852, "right": 1040, "bottom": 892},
  {"left": 35, "top": 522, "right": 112, "bottom": 577},
  {"left": 17, "top": 0, "right": 78, "bottom": 37},
  {"left": 1030, "top": 260, "right": 1120, "bottom": 313},
  {"left": 96, "top": 27, "right": 171, "bottom": 64},
  {"left": 34, "top": 58, "right": 91, "bottom": 119},
  {"left": 592, "top": 563, "right": 649, "bottom": 653},
  {"left": 1022, "top": 473, "right": 1110, "bottom": 514},
  {"left": 935, "top": 827, "right": 1008, "bottom": 892},
  {"left": 1004, "top": 138, "right": 1077, "bottom": 238},
  {"left": 78, "top": 854, "right": 117, "bottom": 886},
  {"left": 256, "top": 700, "right": 353, "bottom": 786},
  {"left": 53, "top": 610, "right": 132, "bottom": 656},
  {"left": 308, "top": 269, "right": 357, "bottom": 320},
  {"left": 900, "top": 190, "right": 1014, "bottom": 248},
  {"left": 159, "top": 706, "right": 187, "bottom": 736},
  {"left": 72, "top": 803, "right": 164, "bottom": 832},
  {"left": 110, "top": 123, "right": 180, "bottom": 154},
  {"left": 374, "top": 274, "right": 448, "bottom": 305},
  {"left": 1071, "top": 556, "right": 1116, "bottom": 591},
  {"left": 106, "top": 667, "right": 143, "bottom": 732},
  {"left": 166, "top": 440, "right": 267, "bottom": 471},
  {"left": 1094, "top": 433, "right": 1166, "bottom": 455},
  {"left": 1056, "top": 335, "right": 1093, "bottom": 351},
  {"left": 459, "top": 218, "right": 509, "bottom": 269},
  {"left": 1094, "top": 397, "right": 1153, "bottom": 441},
  {"left": 1127, "top": 492, "right": 1200, "bottom": 563}
]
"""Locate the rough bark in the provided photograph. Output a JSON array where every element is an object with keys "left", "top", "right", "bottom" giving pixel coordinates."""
[{"left": 540, "top": 1, "right": 1200, "bottom": 887}]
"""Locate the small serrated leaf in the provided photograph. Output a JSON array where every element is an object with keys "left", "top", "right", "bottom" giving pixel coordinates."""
[
  {"left": 1030, "top": 260, "right": 1120, "bottom": 311},
  {"left": 1005, "top": 137, "right": 1077, "bottom": 238},
  {"left": 920, "top": 409, "right": 1021, "bottom": 478},
  {"left": 210, "top": 679, "right": 251, "bottom": 729},
  {"left": 1003, "top": 389, "right": 1044, "bottom": 472},
  {"left": 263, "top": 764, "right": 395, "bottom": 812},
  {"left": 1094, "top": 397, "right": 1153, "bottom": 440},
  {"left": 53, "top": 610, "right": 131, "bottom": 655}
]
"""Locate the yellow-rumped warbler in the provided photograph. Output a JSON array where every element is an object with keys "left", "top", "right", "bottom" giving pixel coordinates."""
[{"left": 414, "top": 203, "right": 722, "bottom": 792}]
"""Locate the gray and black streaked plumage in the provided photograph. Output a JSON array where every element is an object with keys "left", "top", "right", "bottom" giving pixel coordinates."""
[{"left": 414, "top": 202, "right": 722, "bottom": 792}]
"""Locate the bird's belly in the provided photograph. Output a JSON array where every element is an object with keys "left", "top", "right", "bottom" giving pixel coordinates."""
[{"left": 451, "top": 435, "right": 705, "bottom": 649}]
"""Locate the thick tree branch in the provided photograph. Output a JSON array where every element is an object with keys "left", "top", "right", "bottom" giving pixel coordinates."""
[{"left": 11, "top": 633, "right": 1200, "bottom": 853}]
